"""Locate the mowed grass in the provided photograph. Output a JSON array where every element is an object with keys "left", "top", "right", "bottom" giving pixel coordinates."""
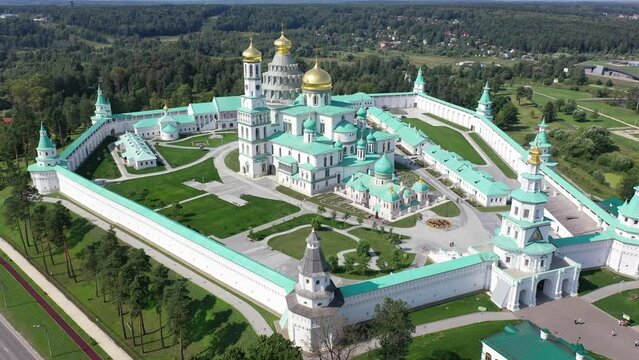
[
  {"left": 155, "top": 145, "right": 208, "bottom": 167},
  {"left": 429, "top": 201, "right": 461, "bottom": 217},
  {"left": 224, "top": 149, "right": 240, "bottom": 172},
  {"left": 268, "top": 227, "right": 357, "bottom": 260},
  {"left": 169, "top": 132, "right": 238, "bottom": 148},
  {"left": 408, "top": 292, "right": 499, "bottom": 325},
  {"left": 161, "top": 194, "right": 300, "bottom": 239},
  {"left": 0, "top": 251, "right": 107, "bottom": 360},
  {"left": 75, "top": 136, "right": 121, "bottom": 180},
  {"left": 348, "top": 228, "right": 414, "bottom": 270},
  {"left": 403, "top": 118, "right": 486, "bottom": 165},
  {"left": 249, "top": 213, "right": 351, "bottom": 241},
  {"left": 578, "top": 268, "right": 632, "bottom": 295},
  {"left": 106, "top": 159, "right": 221, "bottom": 206},
  {"left": 469, "top": 132, "right": 517, "bottom": 179},
  {"left": 594, "top": 289, "right": 639, "bottom": 326},
  {"left": 0, "top": 187, "right": 257, "bottom": 360},
  {"left": 355, "top": 321, "right": 518, "bottom": 360},
  {"left": 390, "top": 214, "right": 420, "bottom": 228}
]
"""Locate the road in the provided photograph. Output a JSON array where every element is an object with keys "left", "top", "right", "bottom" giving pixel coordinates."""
[{"left": 0, "top": 314, "right": 42, "bottom": 360}]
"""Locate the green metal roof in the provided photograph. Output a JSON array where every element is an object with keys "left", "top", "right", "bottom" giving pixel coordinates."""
[
  {"left": 116, "top": 132, "right": 157, "bottom": 162},
  {"left": 54, "top": 166, "right": 296, "bottom": 292},
  {"left": 334, "top": 120, "right": 358, "bottom": 133},
  {"left": 212, "top": 96, "right": 242, "bottom": 112},
  {"left": 483, "top": 321, "right": 594, "bottom": 360},
  {"left": 37, "top": 123, "right": 56, "bottom": 151},
  {"left": 478, "top": 82, "right": 492, "bottom": 105},
  {"left": 374, "top": 154, "right": 393, "bottom": 177},
  {"left": 511, "top": 189, "right": 549, "bottom": 204},
  {"left": 597, "top": 197, "right": 624, "bottom": 218},
  {"left": 340, "top": 251, "right": 498, "bottom": 297},
  {"left": 332, "top": 92, "right": 374, "bottom": 103},
  {"left": 161, "top": 124, "right": 178, "bottom": 133},
  {"left": 275, "top": 155, "right": 297, "bottom": 165},
  {"left": 411, "top": 180, "right": 429, "bottom": 192},
  {"left": 501, "top": 213, "right": 553, "bottom": 230},
  {"left": 60, "top": 119, "right": 107, "bottom": 159},
  {"left": 95, "top": 84, "right": 109, "bottom": 106},
  {"left": 493, "top": 235, "right": 556, "bottom": 255},
  {"left": 268, "top": 131, "right": 337, "bottom": 156},
  {"left": 618, "top": 187, "right": 639, "bottom": 219},
  {"left": 303, "top": 115, "right": 316, "bottom": 131},
  {"left": 414, "top": 67, "right": 425, "bottom": 85},
  {"left": 298, "top": 163, "right": 317, "bottom": 171}
]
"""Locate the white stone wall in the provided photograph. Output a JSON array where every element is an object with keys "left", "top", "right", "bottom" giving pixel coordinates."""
[
  {"left": 339, "top": 261, "right": 492, "bottom": 325},
  {"left": 56, "top": 169, "right": 292, "bottom": 314},
  {"left": 481, "top": 343, "right": 509, "bottom": 360},
  {"left": 608, "top": 240, "right": 639, "bottom": 276},
  {"left": 554, "top": 240, "right": 613, "bottom": 270}
]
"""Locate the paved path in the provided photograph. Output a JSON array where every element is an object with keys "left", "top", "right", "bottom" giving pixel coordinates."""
[
  {"left": 0, "top": 314, "right": 43, "bottom": 360},
  {"left": 41, "top": 198, "right": 274, "bottom": 336},
  {"left": 581, "top": 280, "right": 639, "bottom": 303},
  {"left": 351, "top": 311, "right": 517, "bottom": 356},
  {"left": 0, "top": 241, "right": 118, "bottom": 360},
  {"left": 518, "top": 296, "right": 639, "bottom": 360}
]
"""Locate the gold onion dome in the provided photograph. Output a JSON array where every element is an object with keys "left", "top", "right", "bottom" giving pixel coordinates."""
[
  {"left": 274, "top": 31, "right": 292, "bottom": 55},
  {"left": 302, "top": 59, "right": 332, "bottom": 91},
  {"left": 242, "top": 38, "right": 262, "bottom": 62},
  {"left": 528, "top": 146, "right": 542, "bottom": 165}
]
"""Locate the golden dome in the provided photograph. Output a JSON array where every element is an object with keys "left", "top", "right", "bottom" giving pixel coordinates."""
[
  {"left": 302, "top": 59, "right": 332, "bottom": 91},
  {"left": 242, "top": 38, "right": 262, "bottom": 62},
  {"left": 528, "top": 146, "right": 542, "bottom": 165},
  {"left": 274, "top": 31, "right": 292, "bottom": 55}
]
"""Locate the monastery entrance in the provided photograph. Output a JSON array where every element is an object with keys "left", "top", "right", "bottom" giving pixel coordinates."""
[
  {"left": 561, "top": 278, "right": 571, "bottom": 297},
  {"left": 518, "top": 288, "right": 529, "bottom": 309},
  {"left": 535, "top": 278, "right": 552, "bottom": 305}
]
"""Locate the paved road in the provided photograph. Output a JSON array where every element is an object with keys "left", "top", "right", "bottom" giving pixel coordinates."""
[
  {"left": 581, "top": 280, "right": 639, "bottom": 303},
  {"left": 0, "top": 256, "right": 102, "bottom": 360},
  {"left": 0, "top": 314, "right": 42, "bottom": 360}
]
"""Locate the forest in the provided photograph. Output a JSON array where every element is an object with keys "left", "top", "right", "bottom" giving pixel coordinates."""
[{"left": 0, "top": 3, "right": 638, "bottom": 193}]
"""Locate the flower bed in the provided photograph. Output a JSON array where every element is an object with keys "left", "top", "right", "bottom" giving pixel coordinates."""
[{"left": 425, "top": 218, "right": 452, "bottom": 229}]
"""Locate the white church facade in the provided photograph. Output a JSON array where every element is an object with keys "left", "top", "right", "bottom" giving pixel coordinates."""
[{"left": 26, "top": 30, "right": 639, "bottom": 354}]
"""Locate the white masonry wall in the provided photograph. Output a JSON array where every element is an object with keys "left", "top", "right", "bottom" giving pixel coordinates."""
[
  {"left": 56, "top": 169, "right": 292, "bottom": 314},
  {"left": 554, "top": 240, "right": 613, "bottom": 270},
  {"left": 340, "top": 261, "right": 492, "bottom": 325}
]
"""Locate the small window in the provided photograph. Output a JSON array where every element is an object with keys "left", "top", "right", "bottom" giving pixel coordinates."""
[
  {"left": 506, "top": 256, "right": 511, "bottom": 263},
  {"left": 540, "top": 260, "right": 545, "bottom": 267},
  {"left": 315, "top": 280, "right": 320, "bottom": 285},
  {"left": 305, "top": 279, "right": 309, "bottom": 284},
  {"left": 524, "top": 259, "right": 530, "bottom": 266}
]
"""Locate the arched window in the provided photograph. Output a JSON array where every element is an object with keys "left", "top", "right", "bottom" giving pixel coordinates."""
[
  {"left": 484, "top": 353, "right": 492, "bottom": 360},
  {"left": 313, "top": 96, "right": 318, "bottom": 106}
]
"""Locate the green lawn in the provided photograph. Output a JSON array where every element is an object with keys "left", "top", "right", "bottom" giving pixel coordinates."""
[
  {"left": 169, "top": 132, "right": 238, "bottom": 148},
  {"left": 0, "top": 187, "right": 257, "bottom": 360},
  {"left": 429, "top": 201, "right": 461, "bottom": 217},
  {"left": 275, "top": 185, "right": 307, "bottom": 201},
  {"left": 249, "top": 214, "right": 351, "bottom": 241},
  {"left": 403, "top": 118, "right": 486, "bottom": 165},
  {"left": 423, "top": 112, "right": 469, "bottom": 131},
  {"left": 0, "top": 251, "right": 108, "bottom": 360},
  {"left": 578, "top": 268, "right": 632, "bottom": 295},
  {"left": 155, "top": 145, "right": 208, "bottom": 167},
  {"left": 161, "top": 194, "right": 300, "bottom": 239},
  {"left": 268, "top": 227, "right": 357, "bottom": 260},
  {"left": 106, "top": 159, "right": 221, "bottom": 207},
  {"left": 390, "top": 214, "right": 420, "bottom": 228},
  {"left": 126, "top": 165, "right": 166, "bottom": 175},
  {"left": 469, "top": 133, "right": 517, "bottom": 179},
  {"left": 594, "top": 289, "right": 639, "bottom": 325},
  {"left": 348, "top": 228, "right": 414, "bottom": 271},
  {"left": 408, "top": 292, "right": 498, "bottom": 325},
  {"left": 75, "top": 136, "right": 121, "bottom": 180},
  {"left": 224, "top": 149, "right": 240, "bottom": 172},
  {"left": 355, "top": 321, "right": 518, "bottom": 360},
  {"left": 308, "top": 193, "right": 370, "bottom": 219}
]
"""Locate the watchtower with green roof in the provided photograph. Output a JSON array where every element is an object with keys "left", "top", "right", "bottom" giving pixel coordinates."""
[
  {"left": 91, "top": 84, "right": 112, "bottom": 124},
  {"left": 36, "top": 123, "right": 59, "bottom": 167},
  {"left": 529, "top": 119, "right": 556, "bottom": 166},
  {"left": 28, "top": 123, "right": 61, "bottom": 194},
  {"left": 413, "top": 67, "right": 426, "bottom": 93},
  {"left": 615, "top": 185, "right": 639, "bottom": 239},
  {"left": 476, "top": 82, "right": 493, "bottom": 120}
]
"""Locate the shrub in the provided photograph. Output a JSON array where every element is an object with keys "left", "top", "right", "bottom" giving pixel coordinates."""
[{"left": 610, "top": 156, "right": 634, "bottom": 172}]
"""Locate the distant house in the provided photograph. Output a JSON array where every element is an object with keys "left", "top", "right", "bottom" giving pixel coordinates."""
[{"left": 580, "top": 64, "right": 639, "bottom": 81}]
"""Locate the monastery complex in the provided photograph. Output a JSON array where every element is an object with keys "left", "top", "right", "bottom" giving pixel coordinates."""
[{"left": 27, "top": 31, "right": 639, "bottom": 352}]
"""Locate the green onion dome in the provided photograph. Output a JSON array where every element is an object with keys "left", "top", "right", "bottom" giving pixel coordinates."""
[
  {"left": 357, "top": 107, "right": 367, "bottom": 119},
  {"left": 374, "top": 155, "right": 393, "bottom": 178},
  {"left": 303, "top": 115, "right": 316, "bottom": 131}
]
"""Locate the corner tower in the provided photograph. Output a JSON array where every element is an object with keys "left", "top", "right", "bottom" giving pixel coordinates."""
[
  {"left": 28, "top": 123, "right": 60, "bottom": 194},
  {"left": 238, "top": 38, "right": 271, "bottom": 178},
  {"left": 262, "top": 27, "right": 303, "bottom": 104},
  {"left": 615, "top": 186, "right": 639, "bottom": 240},
  {"left": 286, "top": 229, "right": 342, "bottom": 351},
  {"left": 476, "top": 82, "right": 493, "bottom": 121},
  {"left": 91, "top": 83, "right": 112, "bottom": 124},
  {"left": 413, "top": 67, "right": 426, "bottom": 93}
]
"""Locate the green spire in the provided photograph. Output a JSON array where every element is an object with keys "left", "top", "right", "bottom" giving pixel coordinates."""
[
  {"left": 478, "top": 81, "right": 492, "bottom": 105},
  {"left": 95, "top": 83, "right": 109, "bottom": 106},
  {"left": 37, "top": 122, "right": 56, "bottom": 151},
  {"left": 530, "top": 119, "right": 551, "bottom": 148},
  {"left": 414, "top": 67, "right": 425, "bottom": 85},
  {"left": 618, "top": 186, "right": 639, "bottom": 219},
  {"left": 357, "top": 106, "right": 367, "bottom": 119},
  {"left": 303, "top": 115, "right": 316, "bottom": 131}
]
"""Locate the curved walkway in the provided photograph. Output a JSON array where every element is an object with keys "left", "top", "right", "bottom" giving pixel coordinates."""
[
  {"left": 0, "top": 238, "right": 129, "bottom": 360},
  {"left": 42, "top": 197, "right": 274, "bottom": 337},
  {"left": 582, "top": 280, "right": 639, "bottom": 303}
]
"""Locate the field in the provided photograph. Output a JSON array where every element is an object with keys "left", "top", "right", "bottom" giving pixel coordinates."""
[
  {"left": 75, "top": 136, "right": 120, "bottom": 180},
  {"left": 0, "top": 251, "right": 107, "bottom": 360},
  {"left": 403, "top": 118, "right": 486, "bottom": 165},
  {"left": 268, "top": 227, "right": 357, "bottom": 260},
  {"left": 0, "top": 187, "right": 256, "bottom": 360},
  {"left": 249, "top": 213, "right": 351, "bottom": 241},
  {"left": 160, "top": 194, "right": 300, "bottom": 239},
  {"left": 429, "top": 201, "right": 461, "bottom": 217},
  {"left": 469, "top": 133, "right": 517, "bottom": 179},
  {"left": 106, "top": 159, "right": 221, "bottom": 207},
  {"left": 168, "top": 132, "right": 238, "bottom": 148},
  {"left": 408, "top": 292, "right": 498, "bottom": 325},
  {"left": 308, "top": 193, "right": 371, "bottom": 219},
  {"left": 390, "top": 214, "right": 420, "bottom": 228},
  {"left": 594, "top": 289, "right": 639, "bottom": 325},
  {"left": 578, "top": 268, "right": 632, "bottom": 295},
  {"left": 348, "top": 228, "right": 414, "bottom": 270},
  {"left": 224, "top": 149, "right": 240, "bottom": 173},
  {"left": 155, "top": 146, "right": 208, "bottom": 167}
]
